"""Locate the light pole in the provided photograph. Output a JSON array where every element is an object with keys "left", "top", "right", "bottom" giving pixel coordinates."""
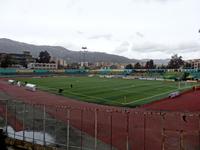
[{"left": 82, "top": 46, "right": 87, "bottom": 68}]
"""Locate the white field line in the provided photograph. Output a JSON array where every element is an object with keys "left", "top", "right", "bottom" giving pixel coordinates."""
[
  {"left": 38, "top": 82, "right": 160, "bottom": 103},
  {"left": 81, "top": 82, "right": 164, "bottom": 102},
  {"left": 122, "top": 85, "right": 194, "bottom": 105},
  {"left": 116, "top": 84, "right": 177, "bottom": 103},
  {"left": 121, "top": 89, "right": 176, "bottom": 105},
  {"left": 38, "top": 84, "right": 174, "bottom": 105},
  {"left": 37, "top": 86, "right": 122, "bottom": 104},
  {"left": 112, "top": 82, "right": 167, "bottom": 91},
  {"left": 37, "top": 82, "right": 199, "bottom": 106}
]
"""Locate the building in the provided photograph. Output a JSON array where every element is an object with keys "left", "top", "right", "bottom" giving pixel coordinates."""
[
  {"left": 28, "top": 63, "right": 58, "bottom": 70},
  {"left": 57, "top": 58, "right": 68, "bottom": 68},
  {"left": 0, "top": 51, "right": 35, "bottom": 68},
  {"left": 10, "top": 51, "right": 35, "bottom": 67},
  {"left": 80, "top": 62, "right": 89, "bottom": 67},
  {"left": 187, "top": 59, "right": 200, "bottom": 69},
  {"left": 51, "top": 57, "right": 68, "bottom": 69}
]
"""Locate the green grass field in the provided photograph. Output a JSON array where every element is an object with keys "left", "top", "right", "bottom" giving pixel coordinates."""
[{"left": 18, "top": 76, "right": 198, "bottom": 107}]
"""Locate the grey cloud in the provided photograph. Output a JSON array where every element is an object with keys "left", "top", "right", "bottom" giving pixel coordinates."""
[
  {"left": 114, "top": 41, "right": 130, "bottom": 53},
  {"left": 131, "top": 42, "right": 167, "bottom": 52},
  {"left": 131, "top": 42, "right": 200, "bottom": 53},
  {"left": 175, "top": 42, "right": 200, "bottom": 53},
  {"left": 88, "top": 34, "right": 113, "bottom": 40},
  {"left": 136, "top": 32, "right": 144, "bottom": 38}
]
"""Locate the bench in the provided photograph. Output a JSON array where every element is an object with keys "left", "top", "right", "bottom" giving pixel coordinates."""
[{"left": 169, "top": 91, "right": 180, "bottom": 98}]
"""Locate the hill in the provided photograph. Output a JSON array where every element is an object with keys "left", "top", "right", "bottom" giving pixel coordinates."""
[{"left": 0, "top": 38, "right": 135, "bottom": 63}]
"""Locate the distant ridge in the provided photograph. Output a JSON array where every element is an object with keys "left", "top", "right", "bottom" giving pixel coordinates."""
[
  {"left": 0, "top": 38, "right": 170, "bottom": 64},
  {"left": 0, "top": 38, "right": 135, "bottom": 63}
]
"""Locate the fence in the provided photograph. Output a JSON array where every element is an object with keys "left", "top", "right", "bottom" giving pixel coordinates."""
[{"left": 0, "top": 99, "right": 200, "bottom": 150}]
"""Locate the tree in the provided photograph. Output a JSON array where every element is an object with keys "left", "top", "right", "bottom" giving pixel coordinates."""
[
  {"left": 134, "top": 62, "right": 141, "bottom": 69},
  {"left": 0, "top": 54, "right": 13, "bottom": 68},
  {"left": 167, "top": 54, "right": 184, "bottom": 69},
  {"left": 110, "top": 65, "right": 118, "bottom": 69},
  {"left": 157, "top": 64, "right": 166, "bottom": 69},
  {"left": 145, "top": 60, "right": 156, "bottom": 69},
  {"left": 125, "top": 64, "right": 133, "bottom": 69},
  {"left": 37, "top": 51, "right": 51, "bottom": 63}
]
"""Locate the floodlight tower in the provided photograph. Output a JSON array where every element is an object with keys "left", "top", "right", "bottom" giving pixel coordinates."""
[{"left": 82, "top": 46, "right": 87, "bottom": 68}]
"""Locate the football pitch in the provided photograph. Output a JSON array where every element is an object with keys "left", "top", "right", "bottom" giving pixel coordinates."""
[{"left": 18, "top": 76, "right": 198, "bottom": 107}]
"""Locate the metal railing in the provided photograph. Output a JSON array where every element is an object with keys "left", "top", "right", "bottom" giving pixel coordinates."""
[{"left": 0, "top": 99, "right": 200, "bottom": 150}]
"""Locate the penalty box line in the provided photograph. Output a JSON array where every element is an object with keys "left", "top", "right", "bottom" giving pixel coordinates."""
[{"left": 122, "top": 85, "right": 195, "bottom": 105}]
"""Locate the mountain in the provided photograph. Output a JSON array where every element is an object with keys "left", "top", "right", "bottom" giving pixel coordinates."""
[
  {"left": 0, "top": 38, "right": 135, "bottom": 63},
  {"left": 0, "top": 38, "right": 170, "bottom": 65}
]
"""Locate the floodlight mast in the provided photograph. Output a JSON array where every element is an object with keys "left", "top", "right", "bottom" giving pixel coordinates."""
[
  {"left": 82, "top": 46, "right": 87, "bottom": 68},
  {"left": 82, "top": 46, "right": 87, "bottom": 50}
]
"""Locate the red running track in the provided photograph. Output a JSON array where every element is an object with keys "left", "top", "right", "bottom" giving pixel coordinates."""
[{"left": 142, "top": 88, "right": 200, "bottom": 111}]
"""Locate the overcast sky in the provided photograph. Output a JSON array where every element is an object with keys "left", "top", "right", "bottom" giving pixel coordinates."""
[{"left": 0, "top": 0, "right": 200, "bottom": 59}]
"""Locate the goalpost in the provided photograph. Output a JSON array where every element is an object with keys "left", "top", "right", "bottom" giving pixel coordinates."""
[
  {"left": 179, "top": 81, "right": 185, "bottom": 89},
  {"left": 177, "top": 81, "right": 189, "bottom": 89},
  {"left": 177, "top": 80, "right": 200, "bottom": 91}
]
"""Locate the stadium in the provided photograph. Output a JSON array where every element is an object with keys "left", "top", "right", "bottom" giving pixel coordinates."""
[
  {"left": 1, "top": 0, "right": 200, "bottom": 149},
  {"left": 1, "top": 68, "right": 200, "bottom": 150}
]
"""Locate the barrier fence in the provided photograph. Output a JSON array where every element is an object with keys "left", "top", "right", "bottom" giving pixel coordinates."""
[
  {"left": 0, "top": 99, "right": 200, "bottom": 150},
  {"left": 1, "top": 68, "right": 200, "bottom": 80}
]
